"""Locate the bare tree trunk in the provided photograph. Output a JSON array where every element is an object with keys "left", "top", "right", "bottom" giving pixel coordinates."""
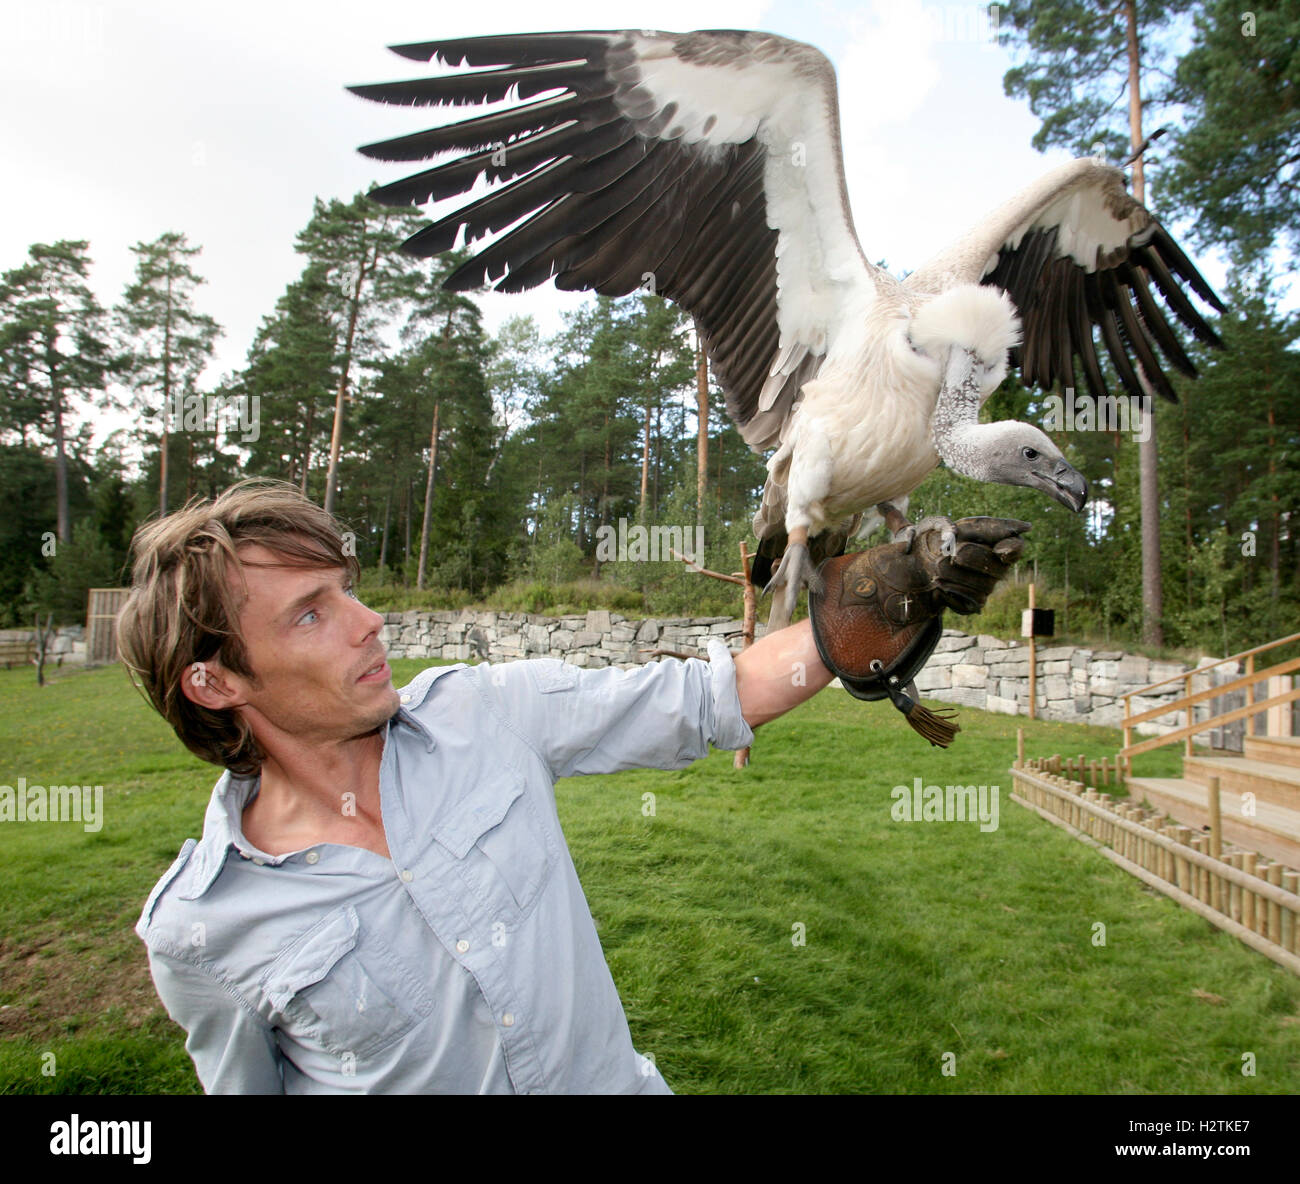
[
  {"left": 695, "top": 319, "right": 708, "bottom": 539},
  {"left": 33, "top": 612, "right": 54, "bottom": 687},
  {"left": 417, "top": 401, "right": 440, "bottom": 591},
  {"left": 49, "top": 363, "right": 70, "bottom": 543},
  {"left": 639, "top": 396, "right": 651, "bottom": 520},
  {"left": 403, "top": 479, "right": 412, "bottom": 583},
  {"left": 1126, "top": 0, "right": 1163, "bottom": 646},
  {"left": 595, "top": 413, "right": 611, "bottom": 578},
  {"left": 1267, "top": 387, "right": 1280, "bottom": 628},
  {"left": 324, "top": 243, "right": 378, "bottom": 515},
  {"left": 159, "top": 267, "right": 175, "bottom": 516},
  {"left": 1183, "top": 399, "right": 1192, "bottom": 607}
]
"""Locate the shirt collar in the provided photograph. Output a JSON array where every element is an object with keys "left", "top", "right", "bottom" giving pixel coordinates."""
[
  {"left": 175, "top": 663, "right": 466, "bottom": 900},
  {"left": 391, "top": 663, "right": 465, "bottom": 754}
]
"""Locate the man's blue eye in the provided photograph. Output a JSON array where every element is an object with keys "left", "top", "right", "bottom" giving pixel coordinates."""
[{"left": 299, "top": 609, "right": 318, "bottom": 625}]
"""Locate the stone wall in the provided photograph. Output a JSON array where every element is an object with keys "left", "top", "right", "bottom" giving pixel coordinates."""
[
  {"left": 379, "top": 609, "right": 1288, "bottom": 747},
  {"left": 914, "top": 629, "right": 1257, "bottom": 744},
  {"left": 0, "top": 625, "right": 86, "bottom": 665},
  {"left": 379, "top": 608, "right": 767, "bottom": 669}
]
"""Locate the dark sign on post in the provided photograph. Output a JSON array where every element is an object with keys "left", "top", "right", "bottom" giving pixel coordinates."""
[{"left": 1021, "top": 607, "right": 1056, "bottom": 638}]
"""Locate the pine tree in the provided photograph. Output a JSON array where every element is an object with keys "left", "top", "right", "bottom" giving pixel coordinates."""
[
  {"left": 1158, "top": 1, "right": 1300, "bottom": 264},
  {"left": 112, "top": 231, "right": 222, "bottom": 514},
  {"left": 998, "top": 0, "right": 1199, "bottom": 645},
  {"left": 0, "top": 241, "right": 111, "bottom": 543},
  {"left": 240, "top": 261, "right": 340, "bottom": 493},
  {"left": 293, "top": 193, "right": 426, "bottom": 514}
]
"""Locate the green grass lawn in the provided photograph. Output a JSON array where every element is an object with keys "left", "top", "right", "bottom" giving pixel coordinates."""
[{"left": 1, "top": 659, "right": 1297, "bottom": 1094}]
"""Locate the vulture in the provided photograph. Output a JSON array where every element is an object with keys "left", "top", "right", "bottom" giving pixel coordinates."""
[{"left": 348, "top": 28, "right": 1224, "bottom": 628}]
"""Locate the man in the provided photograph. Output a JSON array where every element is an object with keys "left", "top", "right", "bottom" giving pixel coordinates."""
[{"left": 122, "top": 478, "right": 1025, "bottom": 1093}]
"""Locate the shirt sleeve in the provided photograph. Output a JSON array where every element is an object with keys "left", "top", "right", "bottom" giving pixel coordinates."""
[
  {"left": 145, "top": 944, "right": 285, "bottom": 1095},
  {"left": 475, "top": 637, "right": 755, "bottom": 779}
]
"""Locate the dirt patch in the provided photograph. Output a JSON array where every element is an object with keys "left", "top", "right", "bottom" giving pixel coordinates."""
[{"left": 0, "top": 932, "right": 167, "bottom": 1044}]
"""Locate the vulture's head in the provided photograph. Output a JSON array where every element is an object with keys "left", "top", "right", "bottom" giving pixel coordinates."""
[
  {"left": 916, "top": 285, "right": 1089, "bottom": 514},
  {"left": 961, "top": 421, "right": 1089, "bottom": 512}
]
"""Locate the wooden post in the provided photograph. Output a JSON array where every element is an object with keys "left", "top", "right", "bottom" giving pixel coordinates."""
[
  {"left": 1245, "top": 653, "right": 1256, "bottom": 737},
  {"left": 1175, "top": 827, "right": 1192, "bottom": 893},
  {"left": 1027, "top": 582, "right": 1037, "bottom": 719},
  {"left": 668, "top": 543, "right": 754, "bottom": 768},
  {"left": 735, "top": 542, "right": 756, "bottom": 770},
  {"left": 1206, "top": 774, "right": 1222, "bottom": 863},
  {"left": 1190, "top": 835, "right": 1205, "bottom": 902},
  {"left": 1241, "top": 853, "right": 1253, "bottom": 928},
  {"left": 1283, "top": 871, "right": 1299, "bottom": 954},
  {"left": 1122, "top": 689, "right": 1131, "bottom": 777},
  {"left": 1184, "top": 673, "right": 1194, "bottom": 757},
  {"left": 1229, "top": 852, "right": 1243, "bottom": 923},
  {"left": 1267, "top": 863, "right": 1282, "bottom": 944}
]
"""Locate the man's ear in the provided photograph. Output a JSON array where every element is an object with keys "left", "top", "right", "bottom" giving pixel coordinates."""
[{"left": 179, "top": 657, "right": 245, "bottom": 713}]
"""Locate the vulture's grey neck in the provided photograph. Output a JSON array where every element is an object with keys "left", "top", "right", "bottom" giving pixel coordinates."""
[{"left": 932, "top": 347, "right": 999, "bottom": 481}]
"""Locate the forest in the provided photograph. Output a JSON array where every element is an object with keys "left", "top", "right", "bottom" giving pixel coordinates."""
[{"left": 2, "top": 0, "right": 1297, "bottom": 658}]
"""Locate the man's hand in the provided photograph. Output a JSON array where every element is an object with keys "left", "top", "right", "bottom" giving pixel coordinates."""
[
  {"left": 807, "top": 517, "right": 1030, "bottom": 745},
  {"left": 825, "top": 517, "right": 1030, "bottom": 628}
]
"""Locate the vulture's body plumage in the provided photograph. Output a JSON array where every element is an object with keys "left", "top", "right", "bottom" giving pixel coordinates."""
[{"left": 350, "top": 28, "right": 1224, "bottom": 625}]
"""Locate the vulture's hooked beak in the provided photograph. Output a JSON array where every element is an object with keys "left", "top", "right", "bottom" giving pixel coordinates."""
[{"left": 1041, "top": 459, "right": 1088, "bottom": 512}]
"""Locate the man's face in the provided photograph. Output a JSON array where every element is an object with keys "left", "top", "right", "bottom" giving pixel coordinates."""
[{"left": 217, "top": 542, "right": 398, "bottom": 748}]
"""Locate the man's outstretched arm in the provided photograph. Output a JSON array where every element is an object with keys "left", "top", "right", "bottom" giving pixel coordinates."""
[{"left": 733, "top": 618, "right": 834, "bottom": 730}]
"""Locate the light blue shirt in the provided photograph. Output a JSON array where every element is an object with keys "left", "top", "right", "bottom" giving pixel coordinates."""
[{"left": 134, "top": 640, "right": 753, "bottom": 1094}]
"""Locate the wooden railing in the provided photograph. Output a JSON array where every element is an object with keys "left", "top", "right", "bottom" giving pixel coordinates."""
[
  {"left": 1010, "top": 756, "right": 1300, "bottom": 976},
  {"left": 1118, "top": 631, "right": 1300, "bottom": 771}
]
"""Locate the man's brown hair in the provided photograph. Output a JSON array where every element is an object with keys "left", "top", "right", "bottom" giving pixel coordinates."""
[{"left": 117, "top": 478, "right": 361, "bottom": 774}]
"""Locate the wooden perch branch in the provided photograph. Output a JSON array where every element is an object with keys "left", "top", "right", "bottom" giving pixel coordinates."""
[{"left": 669, "top": 542, "right": 757, "bottom": 768}]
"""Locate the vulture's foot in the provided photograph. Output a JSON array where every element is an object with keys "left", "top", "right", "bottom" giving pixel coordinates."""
[
  {"left": 764, "top": 541, "right": 822, "bottom": 629},
  {"left": 894, "top": 515, "right": 959, "bottom": 558}
]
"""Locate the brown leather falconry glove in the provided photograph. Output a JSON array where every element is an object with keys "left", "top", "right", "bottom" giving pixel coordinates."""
[{"left": 807, "top": 517, "right": 1030, "bottom": 747}]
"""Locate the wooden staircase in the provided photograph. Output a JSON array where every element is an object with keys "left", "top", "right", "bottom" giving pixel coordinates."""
[
  {"left": 1127, "top": 736, "right": 1300, "bottom": 867},
  {"left": 1121, "top": 632, "right": 1300, "bottom": 869}
]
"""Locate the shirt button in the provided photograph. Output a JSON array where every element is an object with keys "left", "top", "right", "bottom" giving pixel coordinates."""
[
  {"left": 455, "top": 939, "right": 470, "bottom": 954},
  {"left": 305, "top": 851, "right": 319, "bottom": 864},
  {"left": 400, "top": 869, "right": 413, "bottom": 882},
  {"left": 252, "top": 857, "right": 265, "bottom": 866},
  {"left": 502, "top": 1013, "right": 515, "bottom": 1027},
  {"left": 400, "top": 694, "right": 411, "bottom": 704}
]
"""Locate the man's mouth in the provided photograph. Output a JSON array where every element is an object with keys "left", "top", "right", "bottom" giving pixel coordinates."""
[{"left": 358, "top": 659, "right": 390, "bottom": 683}]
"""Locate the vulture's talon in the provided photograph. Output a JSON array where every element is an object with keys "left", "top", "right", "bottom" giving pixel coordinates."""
[
  {"left": 765, "top": 541, "right": 818, "bottom": 629},
  {"left": 903, "top": 515, "right": 958, "bottom": 557}
]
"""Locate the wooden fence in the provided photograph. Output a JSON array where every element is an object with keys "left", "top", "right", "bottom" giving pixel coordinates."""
[
  {"left": 1010, "top": 754, "right": 1300, "bottom": 977},
  {"left": 86, "top": 588, "right": 129, "bottom": 665}
]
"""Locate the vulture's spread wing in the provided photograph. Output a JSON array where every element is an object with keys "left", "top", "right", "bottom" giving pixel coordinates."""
[
  {"left": 904, "top": 158, "right": 1225, "bottom": 403},
  {"left": 350, "top": 28, "right": 884, "bottom": 450}
]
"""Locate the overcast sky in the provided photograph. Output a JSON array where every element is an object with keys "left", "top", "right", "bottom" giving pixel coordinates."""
[{"left": 3, "top": 0, "right": 1234, "bottom": 450}]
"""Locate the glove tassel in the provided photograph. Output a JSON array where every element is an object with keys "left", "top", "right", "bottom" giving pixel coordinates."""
[
  {"left": 901, "top": 701, "right": 961, "bottom": 748},
  {"left": 872, "top": 663, "right": 961, "bottom": 748}
]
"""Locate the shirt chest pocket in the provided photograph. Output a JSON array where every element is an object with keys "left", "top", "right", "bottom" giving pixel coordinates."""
[
  {"left": 262, "top": 905, "right": 434, "bottom": 1061},
  {"left": 432, "top": 776, "right": 556, "bottom": 929}
]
